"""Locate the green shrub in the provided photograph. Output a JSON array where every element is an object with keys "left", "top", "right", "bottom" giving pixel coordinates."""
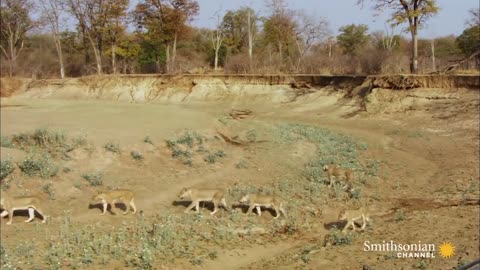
[
  {"left": 103, "top": 142, "right": 120, "bottom": 153},
  {"left": 18, "top": 154, "right": 58, "bottom": 178},
  {"left": 235, "top": 160, "right": 248, "bottom": 169},
  {"left": 350, "top": 187, "right": 362, "bottom": 200},
  {"left": 171, "top": 148, "right": 191, "bottom": 159},
  {"left": 190, "top": 257, "right": 203, "bottom": 266},
  {"left": 166, "top": 131, "right": 205, "bottom": 149},
  {"left": 204, "top": 154, "right": 217, "bottom": 164},
  {"left": 395, "top": 210, "right": 406, "bottom": 221},
  {"left": 10, "top": 132, "right": 30, "bottom": 147},
  {"left": 183, "top": 159, "right": 193, "bottom": 167},
  {"left": 246, "top": 129, "right": 257, "bottom": 142},
  {"left": 274, "top": 123, "right": 366, "bottom": 171},
  {"left": 32, "top": 128, "right": 67, "bottom": 147},
  {"left": 364, "top": 159, "right": 381, "bottom": 176},
  {"left": 143, "top": 136, "right": 153, "bottom": 145},
  {"left": 204, "top": 150, "right": 226, "bottom": 164},
  {"left": 218, "top": 117, "right": 229, "bottom": 125},
  {"left": 324, "top": 228, "right": 353, "bottom": 246},
  {"left": 414, "top": 259, "right": 428, "bottom": 269},
  {"left": 0, "top": 160, "right": 15, "bottom": 180},
  {"left": 82, "top": 173, "right": 103, "bottom": 186},
  {"left": 300, "top": 247, "right": 312, "bottom": 264},
  {"left": 71, "top": 136, "right": 89, "bottom": 149},
  {"left": 214, "top": 150, "right": 225, "bottom": 158},
  {"left": 165, "top": 139, "right": 176, "bottom": 149},
  {"left": 8, "top": 128, "right": 91, "bottom": 159},
  {"left": 0, "top": 136, "right": 13, "bottom": 148},
  {"left": 42, "top": 183, "right": 56, "bottom": 200},
  {"left": 196, "top": 146, "right": 208, "bottom": 153},
  {"left": 130, "top": 151, "right": 144, "bottom": 161}
]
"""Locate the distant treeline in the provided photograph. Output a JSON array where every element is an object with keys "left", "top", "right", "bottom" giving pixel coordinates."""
[{"left": 0, "top": 0, "right": 479, "bottom": 78}]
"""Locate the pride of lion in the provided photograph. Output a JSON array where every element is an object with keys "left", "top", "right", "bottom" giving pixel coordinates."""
[{"left": 0, "top": 163, "right": 369, "bottom": 233}]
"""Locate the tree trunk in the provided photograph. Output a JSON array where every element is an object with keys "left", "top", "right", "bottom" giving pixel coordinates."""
[
  {"left": 431, "top": 39, "right": 436, "bottom": 72},
  {"left": 295, "top": 39, "right": 303, "bottom": 72},
  {"left": 88, "top": 37, "right": 103, "bottom": 74},
  {"left": 81, "top": 28, "right": 90, "bottom": 65},
  {"left": 8, "top": 60, "right": 13, "bottom": 77},
  {"left": 172, "top": 32, "right": 177, "bottom": 72},
  {"left": 214, "top": 48, "right": 219, "bottom": 71},
  {"left": 328, "top": 40, "right": 332, "bottom": 58},
  {"left": 165, "top": 43, "right": 170, "bottom": 73},
  {"left": 248, "top": 36, "right": 253, "bottom": 71},
  {"left": 155, "top": 56, "right": 160, "bottom": 73},
  {"left": 9, "top": 36, "right": 15, "bottom": 77},
  {"left": 247, "top": 10, "right": 253, "bottom": 71},
  {"left": 94, "top": 50, "right": 102, "bottom": 75},
  {"left": 111, "top": 43, "right": 116, "bottom": 74},
  {"left": 55, "top": 39, "right": 65, "bottom": 79},
  {"left": 278, "top": 41, "right": 283, "bottom": 62},
  {"left": 411, "top": 31, "right": 418, "bottom": 74}
]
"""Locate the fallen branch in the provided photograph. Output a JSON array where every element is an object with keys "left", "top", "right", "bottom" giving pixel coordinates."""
[
  {"left": 216, "top": 131, "right": 246, "bottom": 146},
  {"left": 230, "top": 109, "right": 254, "bottom": 120},
  {"left": 436, "top": 49, "right": 480, "bottom": 74},
  {"left": 291, "top": 81, "right": 312, "bottom": 89}
]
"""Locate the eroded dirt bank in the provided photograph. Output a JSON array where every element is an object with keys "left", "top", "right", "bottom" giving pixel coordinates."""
[{"left": 1, "top": 74, "right": 478, "bottom": 104}]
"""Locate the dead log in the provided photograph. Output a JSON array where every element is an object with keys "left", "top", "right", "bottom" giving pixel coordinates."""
[
  {"left": 291, "top": 81, "right": 312, "bottom": 89},
  {"left": 216, "top": 131, "right": 246, "bottom": 146},
  {"left": 435, "top": 49, "right": 480, "bottom": 74},
  {"left": 230, "top": 109, "right": 253, "bottom": 120}
]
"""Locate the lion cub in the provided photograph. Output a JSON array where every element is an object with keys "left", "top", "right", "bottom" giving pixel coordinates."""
[
  {"left": 239, "top": 193, "right": 287, "bottom": 219},
  {"left": 338, "top": 207, "right": 371, "bottom": 232},
  {"left": 90, "top": 189, "right": 137, "bottom": 215},
  {"left": 323, "top": 164, "right": 355, "bottom": 188},
  {"left": 177, "top": 187, "right": 229, "bottom": 215},
  {"left": 0, "top": 193, "right": 47, "bottom": 225}
]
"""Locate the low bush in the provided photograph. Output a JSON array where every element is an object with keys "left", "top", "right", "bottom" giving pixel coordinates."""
[
  {"left": 104, "top": 142, "right": 120, "bottom": 153},
  {"left": 18, "top": 154, "right": 58, "bottom": 178},
  {"left": 324, "top": 228, "right": 353, "bottom": 246},
  {"left": 82, "top": 172, "right": 103, "bottom": 186},
  {"left": 0, "top": 160, "right": 15, "bottom": 180},
  {"left": 131, "top": 151, "right": 144, "bottom": 161}
]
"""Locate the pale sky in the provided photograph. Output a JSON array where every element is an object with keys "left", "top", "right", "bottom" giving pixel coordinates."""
[{"left": 190, "top": 0, "right": 479, "bottom": 38}]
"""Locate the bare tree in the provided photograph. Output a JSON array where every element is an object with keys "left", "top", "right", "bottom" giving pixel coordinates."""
[
  {"left": 430, "top": 38, "right": 436, "bottom": 71},
  {"left": 39, "top": 0, "right": 65, "bottom": 78},
  {"left": 327, "top": 36, "right": 335, "bottom": 58},
  {"left": 211, "top": 9, "right": 226, "bottom": 71},
  {"left": 294, "top": 11, "right": 329, "bottom": 72},
  {"left": 467, "top": 7, "right": 480, "bottom": 27},
  {"left": 358, "top": 0, "right": 439, "bottom": 73},
  {"left": 381, "top": 24, "right": 398, "bottom": 52},
  {"left": 371, "top": 25, "right": 399, "bottom": 54},
  {"left": 245, "top": 7, "right": 257, "bottom": 70},
  {"left": 0, "top": 0, "right": 34, "bottom": 76}
]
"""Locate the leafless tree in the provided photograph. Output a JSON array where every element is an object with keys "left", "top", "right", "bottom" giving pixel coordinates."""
[
  {"left": 294, "top": 11, "right": 329, "bottom": 72},
  {"left": 39, "top": 0, "right": 65, "bottom": 78},
  {"left": 211, "top": 9, "right": 226, "bottom": 71},
  {"left": 467, "top": 8, "right": 480, "bottom": 27}
]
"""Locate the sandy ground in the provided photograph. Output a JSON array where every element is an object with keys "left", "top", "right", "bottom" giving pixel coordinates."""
[{"left": 0, "top": 84, "right": 479, "bottom": 270}]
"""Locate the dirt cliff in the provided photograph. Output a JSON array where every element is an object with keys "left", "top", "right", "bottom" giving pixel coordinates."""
[{"left": 1, "top": 74, "right": 478, "bottom": 116}]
